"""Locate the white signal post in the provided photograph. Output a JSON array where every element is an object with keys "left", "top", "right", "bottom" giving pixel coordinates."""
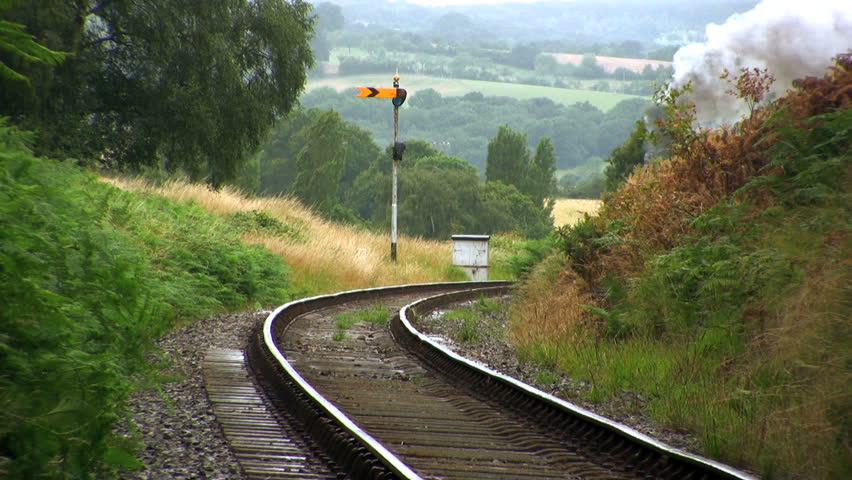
[
  {"left": 356, "top": 74, "right": 407, "bottom": 262},
  {"left": 391, "top": 73, "right": 400, "bottom": 262}
]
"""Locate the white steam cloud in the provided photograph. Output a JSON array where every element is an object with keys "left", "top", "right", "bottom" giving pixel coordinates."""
[{"left": 671, "top": 0, "right": 852, "bottom": 125}]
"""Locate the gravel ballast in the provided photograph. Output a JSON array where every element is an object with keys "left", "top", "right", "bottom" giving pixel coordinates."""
[{"left": 117, "top": 310, "right": 271, "bottom": 480}]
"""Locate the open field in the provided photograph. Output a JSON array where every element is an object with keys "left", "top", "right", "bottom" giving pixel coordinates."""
[
  {"left": 307, "top": 74, "right": 642, "bottom": 111},
  {"left": 552, "top": 198, "right": 601, "bottom": 226},
  {"left": 546, "top": 53, "right": 672, "bottom": 73}
]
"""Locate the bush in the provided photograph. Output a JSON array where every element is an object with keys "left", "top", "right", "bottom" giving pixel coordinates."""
[{"left": 0, "top": 122, "right": 292, "bottom": 478}]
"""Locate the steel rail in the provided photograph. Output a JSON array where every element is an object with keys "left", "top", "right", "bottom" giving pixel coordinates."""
[
  {"left": 248, "top": 281, "right": 758, "bottom": 479},
  {"left": 395, "top": 288, "right": 758, "bottom": 480},
  {"left": 247, "top": 281, "right": 510, "bottom": 480}
]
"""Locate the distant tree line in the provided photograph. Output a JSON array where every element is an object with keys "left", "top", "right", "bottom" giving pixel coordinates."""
[
  {"left": 241, "top": 109, "right": 556, "bottom": 239},
  {"left": 301, "top": 87, "right": 649, "bottom": 172}
]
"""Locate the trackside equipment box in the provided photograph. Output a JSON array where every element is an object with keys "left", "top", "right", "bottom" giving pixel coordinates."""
[{"left": 451, "top": 235, "right": 490, "bottom": 281}]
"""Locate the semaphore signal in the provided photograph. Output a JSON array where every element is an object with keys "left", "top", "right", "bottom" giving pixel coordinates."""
[{"left": 356, "top": 73, "right": 407, "bottom": 262}]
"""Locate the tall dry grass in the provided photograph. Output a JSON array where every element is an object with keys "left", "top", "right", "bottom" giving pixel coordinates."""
[
  {"left": 103, "top": 177, "right": 457, "bottom": 294},
  {"left": 508, "top": 254, "right": 595, "bottom": 347},
  {"left": 552, "top": 198, "right": 601, "bottom": 227}
]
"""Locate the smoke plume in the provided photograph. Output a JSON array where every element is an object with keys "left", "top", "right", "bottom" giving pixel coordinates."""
[{"left": 671, "top": 0, "right": 852, "bottom": 125}]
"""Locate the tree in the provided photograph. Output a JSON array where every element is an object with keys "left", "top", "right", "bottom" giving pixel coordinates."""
[
  {"left": 1, "top": 0, "right": 314, "bottom": 187},
  {"left": 604, "top": 120, "right": 647, "bottom": 191},
  {"left": 0, "top": 15, "right": 67, "bottom": 83},
  {"left": 480, "top": 181, "right": 553, "bottom": 239},
  {"left": 398, "top": 155, "right": 481, "bottom": 239},
  {"left": 574, "top": 54, "right": 606, "bottom": 79},
  {"left": 504, "top": 43, "right": 540, "bottom": 70},
  {"left": 292, "top": 110, "right": 346, "bottom": 213},
  {"left": 339, "top": 123, "right": 380, "bottom": 200},
  {"left": 486, "top": 124, "right": 529, "bottom": 191},
  {"left": 527, "top": 137, "right": 557, "bottom": 207},
  {"left": 410, "top": 88, "right": 443, "bottom": 109},
  {"left": 311, "top": 2, "right": 344, "bottom": 62},
  {"left": 257, "top": 108, "right": 315, "bottom": 195}
]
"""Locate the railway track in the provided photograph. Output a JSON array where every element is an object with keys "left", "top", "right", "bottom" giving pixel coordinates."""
[{"left": 224, "top": 281, "right": 756, "bottom": 479}]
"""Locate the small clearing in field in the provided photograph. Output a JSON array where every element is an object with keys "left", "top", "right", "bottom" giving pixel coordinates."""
[
  {"left": 546, "top": 53, "right": 672, "bottom": 74},
  {"left": 553, "top": 198, "right": 601, "bottom": 226}
]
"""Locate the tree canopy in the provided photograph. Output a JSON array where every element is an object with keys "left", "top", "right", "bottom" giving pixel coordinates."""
[
  {"left": 486, "top": 124, "right": 529, "bottom": 189},
  {"left": 0, "top": 0, "right": 315, "bottom": 187},
  {"left": 292, "top": 110, "right": 346, "bottom": 214},
  {"left": 604, "top": 120, "right": 647, "bottom": 191}
]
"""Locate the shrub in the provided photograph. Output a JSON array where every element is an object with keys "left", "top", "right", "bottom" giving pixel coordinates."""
[{"left": 0, "top": 122, "right": 293, "bottom": 478}]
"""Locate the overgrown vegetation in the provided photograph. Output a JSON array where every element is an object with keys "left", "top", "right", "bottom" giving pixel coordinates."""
[
  {"left": 445, "top": 294, "right": 507, "bottom": 344},
  {"left": 510, "top": 56, "right": 851, "bottom": 479},
  {"left": 0, "top": 123, "right": 294, "bottom": 478}
]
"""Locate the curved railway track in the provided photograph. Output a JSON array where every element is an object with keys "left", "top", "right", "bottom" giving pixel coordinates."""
[{"left": 227, "top": 281, "right": 756, "bottom": 480}]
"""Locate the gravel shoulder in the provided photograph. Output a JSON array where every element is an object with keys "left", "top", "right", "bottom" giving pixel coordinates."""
[{"left": 116, "top": 310, "right": 271, "bottom": 480}]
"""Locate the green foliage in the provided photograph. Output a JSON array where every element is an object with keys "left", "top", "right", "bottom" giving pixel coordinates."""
[
  {"left": 479, "top": 181, "right": 553, "bottom": 239},
  {"left": 0, "top": 15, "right": 67, "bottom": 83},
  {"left": 474, "top": 294, "right": 502, "bottom": 315},
  {"left": 0, "top": 123, "right": 292, "bottom": 478},
  {"left": 446, "top": 310, "right": 481, "bottom": 343},
  {"left": 255, "top": 109, "right": 382, "bottom": 211},
  {"left": 520, "top": 102, "right": 851, "bottom": 477},
  {"left": 335, "top": 316, "right": 355, "bottom": 330},
  {"left": 397, "top": 155, "right": 481, "bottom": 238},
  {"left": 333, "top": 305, "right": 391, "bottom": 337},
  {"left": 555, "top": 214, "right": 606, "bottom": 281},
  {"left": 604, "top": 120, "right": 647, "bottom": 191},
  {"left": 292, "top": 110, "right": 347, "bottom": 214},
  {"left": 303, "top": 87, "right": 648, "bottom": 171},
  {"left": 527, "top": 137, "right": 557, "bottom": 206},
  {"left": 486, "top": 124, "right": 530, "bottom": 189},
  {"left": 744, "top": 108, "right": 851, "bottom": 205},
  {"left": 632, "top": 237, "right": 794, "bottom": 340},
  {"left": 504, "top": 234, "right": 558, "bottom": 279},
  {"left": 2, "top": 0, "right": 314, "bottom": 187},
  {"left": 535, "top": 369, "right": 560, "bottom": 386}
]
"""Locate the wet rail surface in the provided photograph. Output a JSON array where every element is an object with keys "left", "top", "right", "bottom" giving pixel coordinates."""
[{"left": 246, "top": 282, "right": 756, "bottom": 480}]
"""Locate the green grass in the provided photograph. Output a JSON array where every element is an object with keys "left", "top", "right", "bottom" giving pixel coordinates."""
[
  {"left": 445, "top": 309, "right": 482, "bottom": 343},
  {"left": 307, "top": 74, "right": 641, "bottom": 111},
  {"left": 332, "top": 304, "right": 391, "bottom": 340},
  {"left": 0, "top": 121, "right": 293, "bottom": 479},
  {"left": 474, "top": 294, "right": 502, "bottom": 315},
  {"left": 535, "top": 369, "right": 560, "bottom": 386},
  {"left": 335, "top": 316, "right": 355, "bottom": 330}
]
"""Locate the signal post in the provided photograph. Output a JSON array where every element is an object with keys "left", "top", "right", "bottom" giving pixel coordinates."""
[{"left": 356, "top": 74, "right": 407, "bottom": 261}]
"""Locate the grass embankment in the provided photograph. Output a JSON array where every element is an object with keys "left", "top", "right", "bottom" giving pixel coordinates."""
[
  {"left": 510, "top": 60, "right": 851, "bottom": 479},
  {"left": 307, "top": 73, "right": 639, "bottom": 111},
  {"left": 0, "top": 124, "right": 293, "bottom": 478},
  {"left": 105, "top": 178, "right": 468, "bottom": 295}
]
